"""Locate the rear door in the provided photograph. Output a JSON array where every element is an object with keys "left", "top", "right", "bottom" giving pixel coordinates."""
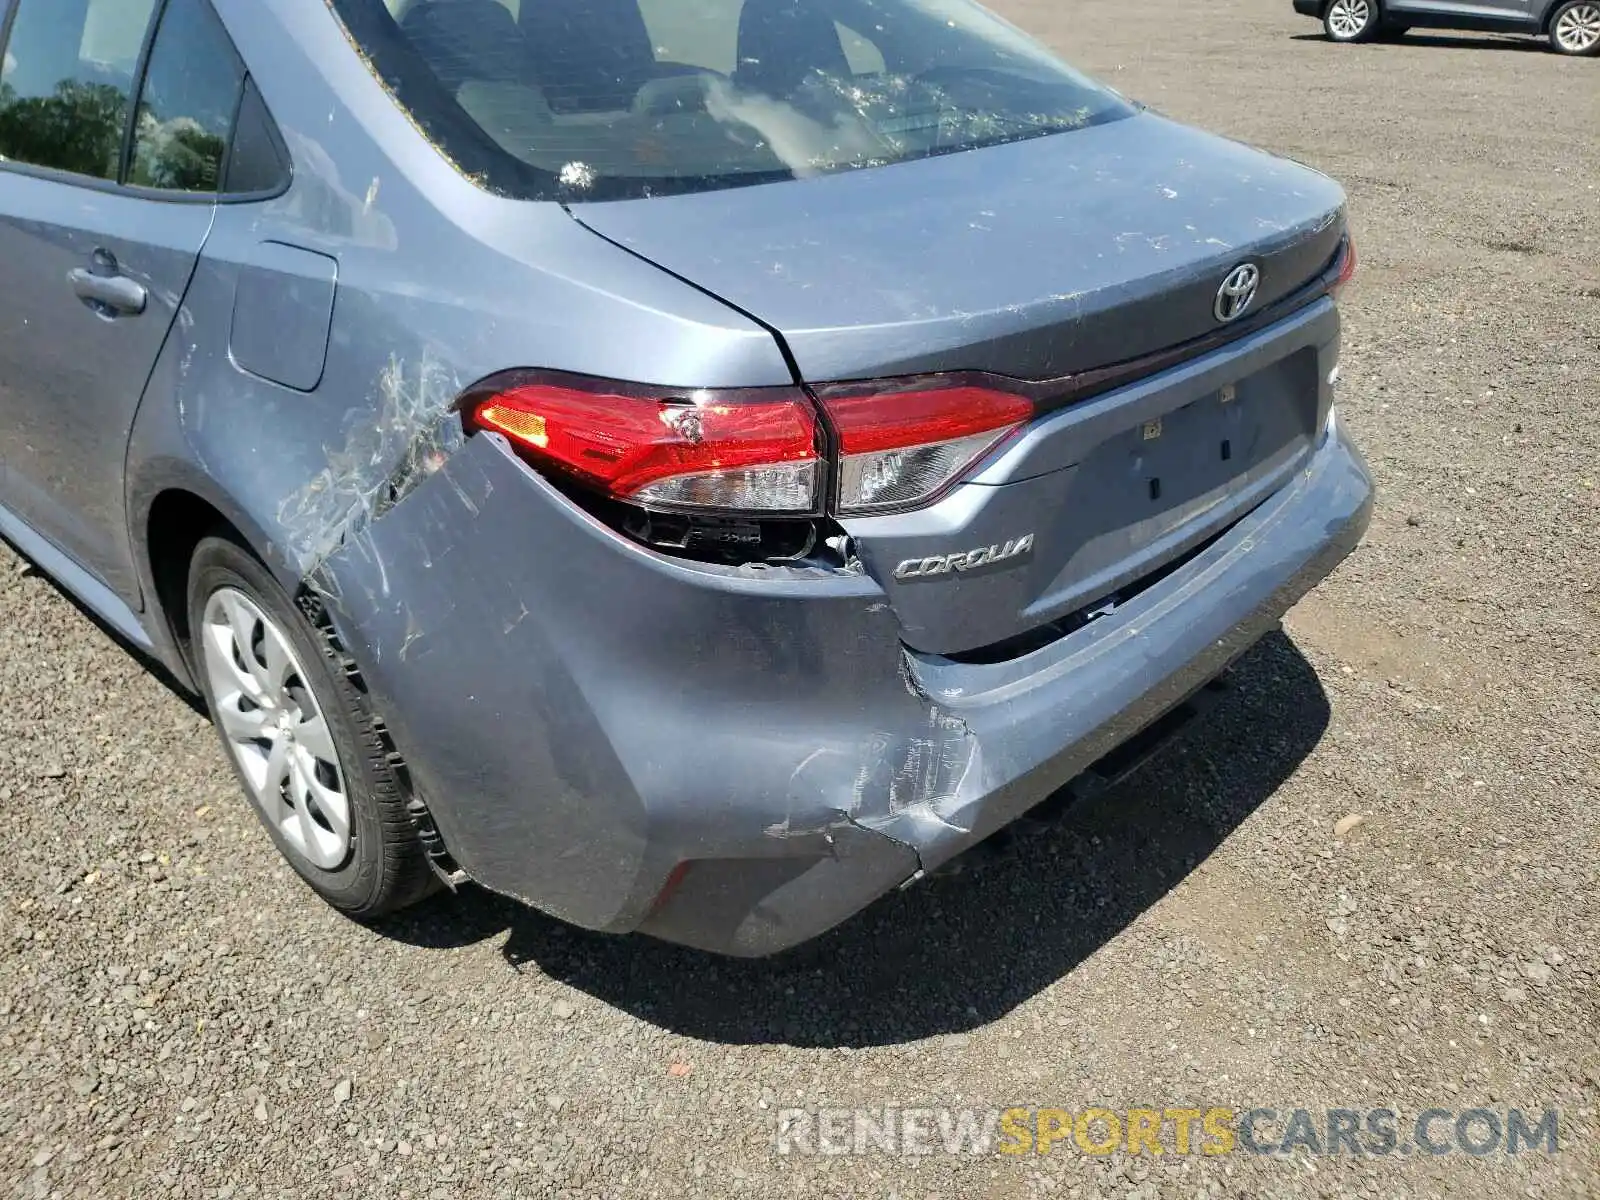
[{"left": 0, "top": 0, "right": 242, "bottom": 598}]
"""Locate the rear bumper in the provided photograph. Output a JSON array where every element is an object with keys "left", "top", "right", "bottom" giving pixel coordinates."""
[
  {"left": 1293, "top": 0, "right": 1322, "bottom": 16},
  {"left": 319, "top": 409, "right": 1371, "bottom": 958}
]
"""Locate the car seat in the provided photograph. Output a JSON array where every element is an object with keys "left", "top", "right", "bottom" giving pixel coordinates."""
[
  {"left": 517, "top": 0, "right": 670, "bottom": 114},
  {"left": 400, "top": 0, "right": 541, "bottom": 95},
  {"left": 733, "top": 0, "right": 851, "bottom": 97}
]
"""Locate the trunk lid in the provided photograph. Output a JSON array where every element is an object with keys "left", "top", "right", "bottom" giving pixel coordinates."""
[
  {"left": 572, "top": 111, "right": 1348, "bottom": 658},
  {"left": 568, "top": 111, "right": 1346, "bottom": 383}
]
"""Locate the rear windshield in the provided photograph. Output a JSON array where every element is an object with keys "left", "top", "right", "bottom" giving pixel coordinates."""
[{"left": 327, "top": 0, "right": 1136, "bottom": 201}]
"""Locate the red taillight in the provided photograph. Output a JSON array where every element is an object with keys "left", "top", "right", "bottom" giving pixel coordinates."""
[
  {"left": 464, "top": 373, "right": 1036, "bottom": 519},
  {"left": 469, "top": 379, "right": 822, "bottom": 513},
  {"left": 1329, "top": 235, "right": 1357, "bottom": 300},
  {"left": 821, "top": 384, "right": 1034, "bottom": 515}
]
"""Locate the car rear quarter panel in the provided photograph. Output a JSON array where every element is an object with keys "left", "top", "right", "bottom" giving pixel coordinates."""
[{"left": 126, "top": 0, "right": 793, "bottom": 677}]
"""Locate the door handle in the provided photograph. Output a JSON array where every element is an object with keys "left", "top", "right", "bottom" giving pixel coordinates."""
[{"left": 69, "top": 264, "right": 147, "bottom": 318}]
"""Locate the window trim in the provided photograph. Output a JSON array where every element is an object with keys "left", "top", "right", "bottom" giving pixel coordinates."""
[
  {"left": 119, "top": 0, "right": 170, "bottom": 187},
  {"left": 0, "top": 0, "right": 291, "bottom": 203},
  {"left": 0, "top": 1, "right": 18, "bottom": 72}
]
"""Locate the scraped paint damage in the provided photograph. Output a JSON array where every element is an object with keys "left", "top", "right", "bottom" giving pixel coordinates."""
[
  {"left": 764, "top": 651, "right": 981, "bottom": 882},
  {"left": 285, "top": 388, "right": 985, "bottom": 877},
  {"left": 277, "top": 352, "right": 463, "bottom": 577}
]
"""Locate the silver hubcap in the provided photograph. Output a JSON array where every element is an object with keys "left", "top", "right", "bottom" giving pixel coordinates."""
[
  {"left": 201, "top": 588, "right": 352, "bottom": 870},
  {"left": 1328, "top": 0, "right": 1371, "bottom": 37},
  {"left": 1555, "top": 4, "right": 1600, "bottom": 49}
]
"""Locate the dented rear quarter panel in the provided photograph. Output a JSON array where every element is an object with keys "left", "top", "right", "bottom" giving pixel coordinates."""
[{"left": 299, "top": 433, "right": 940, "bottom": 932}]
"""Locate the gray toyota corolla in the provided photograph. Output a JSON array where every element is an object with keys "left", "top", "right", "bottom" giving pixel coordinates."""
[{"left": 0, "top": 0, "right": 1372, "bottom": 956}]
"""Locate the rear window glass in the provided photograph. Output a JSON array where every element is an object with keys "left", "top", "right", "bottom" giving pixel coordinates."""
[{"left": 327, "top": 0, "right": 1135, "bottom": 201}]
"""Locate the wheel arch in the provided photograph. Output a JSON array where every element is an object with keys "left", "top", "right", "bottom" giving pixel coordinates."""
[
  {"left": 130, "top": 462, "right": 298, "bottom": 692},
  {"left": 1542, "top": 0, "right": 1580, "bottom": 31}
]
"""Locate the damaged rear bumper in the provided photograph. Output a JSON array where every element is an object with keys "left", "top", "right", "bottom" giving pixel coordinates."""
[{"left": 315, "top": 410, "right": 1372, "bottom": 957}]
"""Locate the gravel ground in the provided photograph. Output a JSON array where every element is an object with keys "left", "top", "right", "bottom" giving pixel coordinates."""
[{"left": 3, "top": 2, "right": 1598, "bottom": 1197}]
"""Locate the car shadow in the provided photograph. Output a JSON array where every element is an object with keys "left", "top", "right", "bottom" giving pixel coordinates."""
[
  {"left": 376, "top": 627, "right": 1331, "bottom": 1048},
  {"left": 1289, "top": 31, "right": 1544, "bottom": 50}
]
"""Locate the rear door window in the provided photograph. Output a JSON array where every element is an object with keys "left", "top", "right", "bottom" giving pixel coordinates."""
[
  {"left": 0, "top": 0, "right": 160, "bottom": 180},
  {"left": 0, "top": 0, "right": 283, "bottom": 197},
  {"left": 128, "top": 0, "right": 246, "bottom": 192},
  {"left": 328, "top": 0, "right": 1135, "bottom": 202}
]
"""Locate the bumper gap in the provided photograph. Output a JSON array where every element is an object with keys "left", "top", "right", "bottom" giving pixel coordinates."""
[{"left": 938, "top": 515, "right": 1243, "bottom": 666}]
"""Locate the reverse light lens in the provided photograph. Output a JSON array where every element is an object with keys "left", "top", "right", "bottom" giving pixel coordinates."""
[
  {"left": 823, "top": 386, "right": 1034, "bottom": 514},
  {"left": 631, "top": 463, "right": 818, "bottom": 511},
  {"left": 470, "top": 381, "right": 821, "bottom": 513}
]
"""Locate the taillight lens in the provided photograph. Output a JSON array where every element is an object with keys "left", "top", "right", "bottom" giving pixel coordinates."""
[
  {"left": 468, "top": 379, "right": 822, "bottom": 513},
  {"left": 464, "top": 373, "right": 1037, "bottom": 520},
  {"left": 822, "top": 385, "right": 1034, "bottom": 515},
  {"left": 1329, "top": 235, "right": 1357, "bottom": 300}
]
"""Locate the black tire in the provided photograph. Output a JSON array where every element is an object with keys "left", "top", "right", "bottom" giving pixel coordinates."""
[
  {"left": 1323, "top": 0, "right": 1382, "bottom": 42},
  {"left": 186, "top": 533, "right": 437, "bottom": 918},
  {"left": 1548, "top": 1, "right": 1600, "bottom": 55}
]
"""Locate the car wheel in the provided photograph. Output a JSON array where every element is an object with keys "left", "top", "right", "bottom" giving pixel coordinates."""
[
  {"left": 1324, "top": 0, "right": 1381, "bottom": 41},
  {"left": 187, "top": 533, "right": 437, "bottom": 918},
  {"left": 1549, "top": 1, "right": 1600, "bottom": 54}
]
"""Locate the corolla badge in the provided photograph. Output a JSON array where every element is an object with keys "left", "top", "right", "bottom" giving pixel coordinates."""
[{"left": 894, "top": 534, "right": 1035, "bottom": 581}]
